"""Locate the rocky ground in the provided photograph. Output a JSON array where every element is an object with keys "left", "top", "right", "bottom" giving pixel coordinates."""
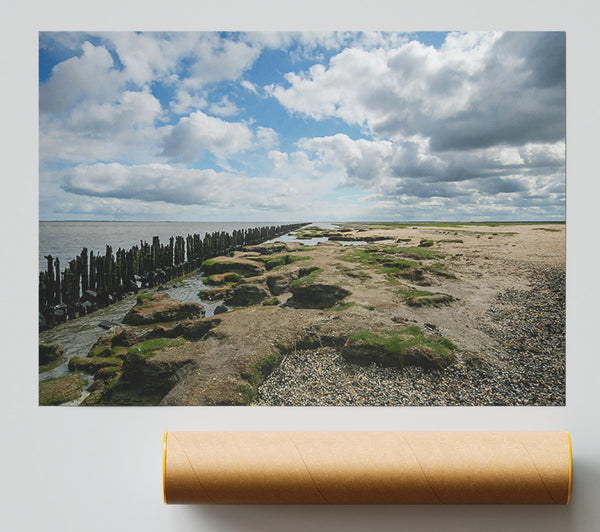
[
  {"left": 256, "top": 263, "right": 565, "bottom": 406},
  {"left": 39, "top": 223, "right": 565, "bottom": 406}
]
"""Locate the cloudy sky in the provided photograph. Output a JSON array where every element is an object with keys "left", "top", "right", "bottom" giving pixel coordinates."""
[{"left": 39, "top": 31, "right": 565, "bottom": 222}]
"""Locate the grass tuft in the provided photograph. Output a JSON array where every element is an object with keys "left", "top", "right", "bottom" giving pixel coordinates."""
[
  {"left": 241, "top": 352, "right": 283, "bottom": 404},
  {"left": 203, "top": 272, "right": 243, "bottom": 285},
  {"left": 290, "top": 267, "right": 323, "bottom": 288},
  {"left": 136, "top": 292, "right": 155, "bottom": 304},
  {"left": 344, "top": 326, "right": 457, "bottom": 369},
  {"left": 126, "top": 337, "right": 187, "bottom": 359},
  {"left": 252, "top": 254, "right": 312, "bottom": 271}
]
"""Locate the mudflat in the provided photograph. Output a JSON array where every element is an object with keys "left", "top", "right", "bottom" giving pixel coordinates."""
[{"left": 47, "top": 223, "right": 565, "bottom": 406}]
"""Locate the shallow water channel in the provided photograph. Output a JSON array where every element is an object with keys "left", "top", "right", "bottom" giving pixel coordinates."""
[{"left": 39, "top": 272, "right": 219, "bottom": 383}]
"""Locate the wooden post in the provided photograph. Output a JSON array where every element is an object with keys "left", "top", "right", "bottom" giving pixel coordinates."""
[
  {"left": 45, "top": 255, "right": 54, "bottom": 306},
  {"left": 54, "top": 257, "right": 61, "bottom": 304},
  {"left": 80, "top": 248, "right": 88, "bottom": 292}
]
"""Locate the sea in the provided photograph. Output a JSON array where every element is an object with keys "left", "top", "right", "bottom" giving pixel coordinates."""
[{"left": 38, "top": 221, "right": 306, "bottom": 273}]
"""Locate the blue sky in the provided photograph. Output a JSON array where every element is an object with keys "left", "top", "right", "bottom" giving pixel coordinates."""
[{"left": 39, "top": 31, "right": 565, "bottom": 221}]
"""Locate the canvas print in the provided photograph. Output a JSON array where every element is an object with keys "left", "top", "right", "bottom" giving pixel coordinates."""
[{"left": 38, "top": 31, "right": 565, "bottom": 406}]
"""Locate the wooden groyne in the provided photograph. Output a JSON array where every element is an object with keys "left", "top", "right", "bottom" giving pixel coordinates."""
[{"left": 39, "top": 223, "right": 306, "bottom": 330}]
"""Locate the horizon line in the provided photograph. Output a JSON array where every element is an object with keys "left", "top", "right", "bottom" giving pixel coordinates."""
[{"left": 39, "top": 219, "right": 566, "bottom": 224}]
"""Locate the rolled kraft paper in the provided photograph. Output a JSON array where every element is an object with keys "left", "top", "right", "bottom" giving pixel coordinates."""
[{"left": 163, "top": 431, "right": 572, "bottom": 505}]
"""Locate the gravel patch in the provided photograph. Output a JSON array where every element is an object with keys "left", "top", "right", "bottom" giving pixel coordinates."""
[{"left": 255, "top": 264, "right": 565, "bottom": 406}]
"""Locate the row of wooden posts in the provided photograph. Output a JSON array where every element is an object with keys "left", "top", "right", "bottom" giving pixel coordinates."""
[{"left": 39, "top": 223, "right": 306, "bottom": 329}]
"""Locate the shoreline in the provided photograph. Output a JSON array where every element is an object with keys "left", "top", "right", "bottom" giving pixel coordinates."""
[
  {"left": 39, "top": 222, "right": 566, "bottom": 407},
  {"left": 39, "top": 223, "right": 307, "bottom": 331}
]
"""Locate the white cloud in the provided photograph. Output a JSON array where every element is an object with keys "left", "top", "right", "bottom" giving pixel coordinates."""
[
  {"left": 240, "top": 80, "right": 258, "bottom": 94},
  {"left": 245, "top": 31, "right": 346, "bottom": 52},
  {"left": 243, "top": 31, "right": 409, "bottom": 61},
  {"left": 170, "top": 35, "right": 261, "bottom": 108},
  {"left": 40, "top": 89, "right": 164, "bottom": 165},
  {"left": 353, "top": 32, "right": 409, "bottom": 50},
  {"left": 268, "top": 149, "right": 320, "bottom": 181},
  {"left": 41, "top": 33, "right": 263, "bottom": 116},
  {"left": 268, "top": 150, "right": 288, "bottom": 171},
  {"left": 61, "top": 163, "right": 219, "bottom": 204},
  {"left": 99, "top": 32, "right": 197, "bottom": 86},
  {"left": 66, "top": 89, "right": 162, "bottom": 132},
  {"left": 160, "top": 112, "right": 281, "bottom": 163},
  {"left": 186, "top": 36, "right": 260, "bottom": 85},
  {"left": 161, "top": 111, "right": 254, "bottom": 162},
  {"left": 299, "top": 134, "right": 393, "bottom": 182},
  {"left": 39, "top": 32, "right": 565, "bottom": 222},
  {"left": 208, "top": 95, "right": 240, "bottom": 117},
  {"left": 292, "top": 133, "right": 564, "bottom": 205},
  {"left": 40, "top": 41, "right": 122, "bottom": 113},
  {"left": 264, "top": 31, "right": 565, "bottom": 218},
  {"left": 170, "top": 89, "right": 208, "bottom": 115},
  {"left": 255, "top": 126, "right": 279, "bottom": 150},
  {"left": 266, "top": 32, "right": 564, "bottom": 153},
  {"left": 95, "top": 32, "right": 260, "bottom": 89},
  {"left": 58, "top": 162, "right": 299, "bottom": 212}
]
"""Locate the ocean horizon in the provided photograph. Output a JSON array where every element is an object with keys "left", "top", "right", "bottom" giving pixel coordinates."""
[{"left": 38, "top": 220, "right": 307, "bottom": 273}]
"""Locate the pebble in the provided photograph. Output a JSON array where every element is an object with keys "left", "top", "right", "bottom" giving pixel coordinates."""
[{"left": 255, "top": 264, "right": 565, "bottom": 406}]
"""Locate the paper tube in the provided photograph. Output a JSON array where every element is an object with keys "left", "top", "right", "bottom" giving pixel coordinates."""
[{"left": 163, "top": 431, "right": 572, "bottom": 505}]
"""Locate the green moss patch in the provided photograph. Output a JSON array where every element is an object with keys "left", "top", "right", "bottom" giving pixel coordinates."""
[
  {"left": 342, "top": 247, "right": 431, "bottom": 283},
  {"left": 198, "top": 286, "right": 233, "bottom": 301},
  {"left": 344, "top": 245, "right": 454, "bottom": 281},
  {"left": 292, "top": 228, "right": 328, "bottom": 239},
  {"left": 393, "top": 246, "right": 439, "bottom": 259},
  {"left": 427, "top": 263, "right": 455, "bottom": 278},
  {"left": 201, "top": 257, "right": 264, "bottom": 277},
  {"left": 290, "top": 267, "right": 323, "bottom": 288},
  {"left": 136, "top": 292, "right": 156, "bottom": 303},
  {"left": 294, "top": 233, "right": 322, "bottom": 239},
  {"left": 123, "top": 292, "right": 205, "bottom": 325},
  {"left": 126, "top": 337, "right": 188, "bottom": 359},
  {"left": 240, "top": 352, "right": 283, "bottom": 405},
  {"left": 95, "top": 366, "right": 122, "bottom": 380},
  {"left": 69, "top": 356, "right": 123, "bottom": 374},
  {"left": 203, "top": 272, "right": 243, "bottom": 285},
  {"left": 262, "top": 297, "right": 280, "bottom": 306},
  {"left": 144, "top": 317, "right": 220, "bottom": 342},
  {"left": 342, "top": 327, "right": 457, "bottom": 370},
  {"left": 39, "top": 373, "right": 87, "bottom": 405},
  {"left": 252, "top": 253, "right": 311, "bottom": 271},
  {"left": 110, "top": 346, "right": 129, "bottom": 358},
  {"left": 305, "top": 226, "right": 327, "bottom": 231},
  {"left": 88, "top": 344, "right": 112, "bottom": 357},
  {"left": 380, "top": 260, "right": 427, "bottom": 282},
  {"left": 339, "top": 267, "right": 372, "bottom": 280},
  {"left": 39, "top": 343, "right": 63, "bottom": 365}
]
